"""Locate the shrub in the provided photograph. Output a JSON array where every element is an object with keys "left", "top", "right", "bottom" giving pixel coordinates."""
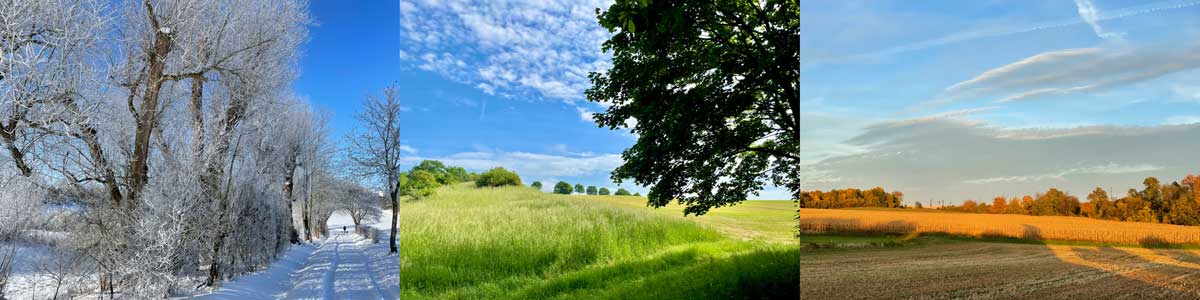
[
  {"left": 531, "top": 181, "right": 543, "bottom": 190},
  {"left": 475, "top": 167, "right": 522, "bottom": 187},
  {"left": 586, "top": 186, "right": 598, "bottom": 195},
  {"left": 615, "top": 188, "right": 631, "bottom": 196},
  {"left": 599, "top": 187, "right": 610, "bottom": 195}
]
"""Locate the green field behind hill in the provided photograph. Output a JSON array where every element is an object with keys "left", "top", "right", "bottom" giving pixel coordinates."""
[{"left": 399, "top": 184, "right": 798, "bottom": 300}]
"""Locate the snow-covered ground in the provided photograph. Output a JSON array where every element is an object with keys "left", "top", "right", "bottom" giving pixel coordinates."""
[
  {"left": 3, "top": 243, "right": 90, "bottom": 300},
  {"left": 3, "top": 210, "right": 397, "bottom": 300},
  {"left": 186, "top": 210, "right": 398, "bottom": 300}
]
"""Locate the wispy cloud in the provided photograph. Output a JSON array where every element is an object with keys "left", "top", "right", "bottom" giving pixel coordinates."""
[
  {"left": 807, "top": 0, "right": 1200, "bottom": 67},
  {"left": 1073, "top": 0, "right": 1124, "bottom": 41},
  {"left": 397, "top": 0, "right": 614, "bottom": 102},
  {"left": 932, "top": 43, "right": 1200, "bottom": 106},
  {"left": 963, "top": 163, "right": 1161, "bottom": 184}
]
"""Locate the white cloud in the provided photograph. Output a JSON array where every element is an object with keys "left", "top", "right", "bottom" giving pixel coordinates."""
[
  {"left": 403, "top": 149, "right": 623, "bottom": 178},
  {"left": 576, "top": 106, "right": 596, "bottom": 122},
  {"left": 399, "top": 145, "right": 418, "bottom": 154},
  {"left": 398, "top": 0, "right": 615, "bottom": 101},
  {"left": 1165, "top": 115, "right": 1200, "bottom": 125},
  {"left": 1073, "top": 0, "right": 1124, "bottom": 41}
]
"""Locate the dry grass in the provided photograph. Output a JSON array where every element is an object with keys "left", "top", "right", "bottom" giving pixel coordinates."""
[{"left": 800, "top": 208, "right": 1200, "bottom": 245}]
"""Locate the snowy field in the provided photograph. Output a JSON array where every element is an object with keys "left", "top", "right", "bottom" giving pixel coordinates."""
[{"left": 185, "top": 210, "right": 398, "bottom": 300}]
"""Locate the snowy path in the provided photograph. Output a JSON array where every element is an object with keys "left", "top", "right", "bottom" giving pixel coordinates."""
[
  {"left": 281, "top": 231, "right": 388, "bottom": 300},
  {"left": 189, "top": 212, "right": 398, "bottom": 300}
]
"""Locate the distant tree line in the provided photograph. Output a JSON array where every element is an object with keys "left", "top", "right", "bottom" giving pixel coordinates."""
[
  {"left": 533, "top": 180, "right": 638, "bottom": 197},
  {"left": 936, "top": 174, "right": 1200, "bottom": 225},
  {"left": 799, "top": 187, "right": 904, "bottom": 209},
  {"left": 811, "top": 174, "right": 1200, "bottom": 226}
]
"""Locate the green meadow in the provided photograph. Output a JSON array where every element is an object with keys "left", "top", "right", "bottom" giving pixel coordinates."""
[{"left": 399, "top": 184, "right": 799, "bottom": 300}]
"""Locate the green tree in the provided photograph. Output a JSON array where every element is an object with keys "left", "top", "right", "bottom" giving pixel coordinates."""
[
  {"left": 586, "top": 185, "right": 598, "bottom": 195},
  {"left": 587, "top": 0, "right": 799, "bottom": 215},
  {"left": 599, "top": 187, "right": 611, "bottom": 195},
  {"left": 475, "top": 167, "right": 522, "bottom": 187},
  {"left": 615, "top": 188, "right": 631, "bottom": 196},
  {"left": 444, "top": 166, "right": 470, "bottom": 183},
  {"left": 402, "top": 170, "right": 439, "bottom": 200},
  {"left": 574, "top": 184, "right": 584, "bottom": 194},
  {"left": 554, "top": 181, "right": 573, "bottom": 194},
  {"left": 531, "top": 181, "right": 543, "bottom": 190},
  {"left": 634, "top": 192, "right": 641, "bottom": 196}
]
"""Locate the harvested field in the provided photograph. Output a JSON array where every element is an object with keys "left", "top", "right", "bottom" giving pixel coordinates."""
[
  {"left": 801, "top": 242, "right": 1200, "bottom": 299},
  {"left": 800, "top": 208, "right": 1200, "bottom": 245}
]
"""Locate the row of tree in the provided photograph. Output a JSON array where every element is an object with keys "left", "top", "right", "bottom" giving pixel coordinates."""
[
  {"left": 798, "top": 188, "right": 905, "bottom": 209},
  {"left": 934, "top": 175, "right": 1200, "bottom": 225},
  {"left": 531, "top": 181, "right": 639, "bottom": 196}
]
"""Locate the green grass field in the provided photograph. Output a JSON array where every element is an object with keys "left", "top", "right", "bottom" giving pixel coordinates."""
[{"left": 399, "top": 184, "right": 798, "bottom": 300}]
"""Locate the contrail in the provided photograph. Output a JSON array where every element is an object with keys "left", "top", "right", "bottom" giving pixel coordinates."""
[
  {"left": 805, "top": 0, "right": 1200, "bottom": 66},
  {"left": 1073, "top": 0, "right": 1115, "bottom": 40}
]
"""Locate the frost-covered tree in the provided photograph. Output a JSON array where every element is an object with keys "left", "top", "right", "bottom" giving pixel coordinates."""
[
  {"left": 1, "top": 0, "right": 314, "bottom": 295},
  {"left": 348, "top": 84, "right": 404, "bottom": 254}
]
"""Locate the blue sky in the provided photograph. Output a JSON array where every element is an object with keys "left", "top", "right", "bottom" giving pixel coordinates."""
[
  {"left": 802, "top": 0, "right": 1200, "bottom": 204},
  {"left": 294, "top": 1, "right": 792, "bottom": 199}
]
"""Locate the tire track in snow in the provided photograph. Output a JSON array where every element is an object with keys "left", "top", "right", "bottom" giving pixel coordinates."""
[{"left": 322, "top": 234, "right": 340, "bottom": 300}]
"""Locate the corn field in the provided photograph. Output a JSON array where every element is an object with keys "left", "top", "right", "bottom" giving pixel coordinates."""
[{"left": 800, "top": 208, "right": 1200, "bottom": 245}]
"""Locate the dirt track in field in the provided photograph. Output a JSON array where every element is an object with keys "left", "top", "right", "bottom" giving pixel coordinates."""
[{"left": 802, "top": 242, "right": 1200, "bottom": 299}]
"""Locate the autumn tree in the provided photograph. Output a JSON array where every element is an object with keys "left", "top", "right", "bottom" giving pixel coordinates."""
[
  {"left": 962, "top": 200, "right": 978, "bottom": 212},
  {"left": 990, "top": 197, "right": 1007, "bottom": 214}
]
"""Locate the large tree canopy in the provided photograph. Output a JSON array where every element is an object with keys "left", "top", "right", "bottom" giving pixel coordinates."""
[{"left": 588, "top": 0, "right": 798, "bottom": 215}]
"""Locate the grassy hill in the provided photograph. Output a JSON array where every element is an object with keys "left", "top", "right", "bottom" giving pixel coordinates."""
[{"left": 399, "top": 184, "right": 798, "bottom": 300}]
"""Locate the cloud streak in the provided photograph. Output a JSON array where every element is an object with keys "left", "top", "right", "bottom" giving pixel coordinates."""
[
  {"left": 1074, "top": 0, "right": 1123, "bottom": 41},
  {"left": 807, "top": 0, "right": 1200, "bottom": 67},
  {"left": 932, "top": 43, "right": 1200, "bottom": 105}
]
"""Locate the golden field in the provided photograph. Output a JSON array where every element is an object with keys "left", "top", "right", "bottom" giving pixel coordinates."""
[{"left": 800, "top": 208, "right": 1200, "bottom": 245}]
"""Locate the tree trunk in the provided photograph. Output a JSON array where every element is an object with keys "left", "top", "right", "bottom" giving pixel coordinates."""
[
  {"left": 0, "top": 129, "right": 31, "bottom": 177},
  {"left": 302, "top": 198, "right": 311, "bottom": 241},
  {"left": 204, "top": 231, "right": 226, "bottom": 287},
  {"left": 189, "top": 77, "right": 205, "bottom": 163},
  {"left": 282, "top": 158, "right": 299, "bottom": 244},
  {"left": 389, "top": 181, "right": 399, "bottom": 254},
  {"left": 127, "top": 1, "right": 175, "bottom": 207}
]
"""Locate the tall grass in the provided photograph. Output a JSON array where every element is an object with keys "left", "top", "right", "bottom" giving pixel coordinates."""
[{"left": 400, "top": 184, "right": 798, "bottom": 299}]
